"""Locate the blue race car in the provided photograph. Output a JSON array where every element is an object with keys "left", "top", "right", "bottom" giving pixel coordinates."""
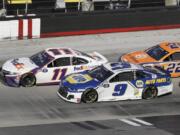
[{"left": 57, "top": 62, "right": 173, "bottom": 103}]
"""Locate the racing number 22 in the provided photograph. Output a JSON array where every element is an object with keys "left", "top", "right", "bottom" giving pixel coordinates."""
[
  {"left": 166, "top": 63, "right": 180, "bottom": 73},
  {"left": 52, "top": 68, "right": 67, "bottom": 80},
  {"left": 113, "top": 84, "right": 127, "bottom": 96}
]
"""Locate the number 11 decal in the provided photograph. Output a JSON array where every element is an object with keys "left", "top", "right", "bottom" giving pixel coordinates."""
[{"left": 52, "top": 68, "right": 67, "bottom": 80}]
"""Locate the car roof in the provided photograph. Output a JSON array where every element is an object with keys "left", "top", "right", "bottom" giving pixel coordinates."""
[
  {"left": 159, "top": 42, "right": 180, "bottom": 53},
  {"left": 103, "top": 62, "right": 143, "bottom": 73},
  {"left": 45, "top": 48, "right": 86, "bottom": 58}
]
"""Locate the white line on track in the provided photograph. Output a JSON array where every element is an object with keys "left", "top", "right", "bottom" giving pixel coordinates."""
[
  {"left": 131, "top": 118, "right": 153, "bottom": 126},
  {"left": 120, "top": 119, "right": 141, "bottom": 127}
]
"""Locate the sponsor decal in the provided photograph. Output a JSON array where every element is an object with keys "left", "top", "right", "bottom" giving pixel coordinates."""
[
  {"left": 12, "top": 59, "right": 24, "bottom": 70},
  {"left": 145, "top": 78, "right": 167, "bottom": 85},
  {"left": 134, "top": 88, "right": 140, "bottom": 96},
  {"left": 74, "top": 66, "right": 89, "bottom": 71},
  {"left": 66, "top": 74, "right": 92, "bottom": 84},
  {"left": 135, "top": 80, "right": 144, "bottom": 88},
  {"left": 134, "top": 54, "right": 147, "bottom": 59}
]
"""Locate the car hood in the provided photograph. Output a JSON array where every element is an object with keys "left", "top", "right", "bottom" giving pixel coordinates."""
[
  {"left": 121, "top": 51, "right": 156, "bottom": 64},
  {"left": 62, "top": 73, "right": 101, "bottom": 92},
  {"left": 2, "top": 57, "right": 38, "bottom": 74}
]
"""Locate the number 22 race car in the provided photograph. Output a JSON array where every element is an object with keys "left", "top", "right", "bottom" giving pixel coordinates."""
[
  {"left": 57, "top": 62, "right": 173, "bottom": 103},
  {"left": 120, "top": 42, "right": 180, "bottom": 77},
  {"left": 1, "top": 48, "right": 108, "bottom": 87}
]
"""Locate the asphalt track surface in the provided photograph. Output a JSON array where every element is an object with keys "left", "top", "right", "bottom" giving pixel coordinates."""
[{"left": 0, "top": 29, "right": 180, "bottom": 135}]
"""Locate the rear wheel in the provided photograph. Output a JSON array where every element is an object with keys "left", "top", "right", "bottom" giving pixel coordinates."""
[
  {"left": 81, "top": 89, "right": 98, "bottom": 103},
  {"left": 142, "top": 86, "right": 157, "bottom": 99},
  {"left": 20, "top": 74, "right": 36, "bottom": 87}
]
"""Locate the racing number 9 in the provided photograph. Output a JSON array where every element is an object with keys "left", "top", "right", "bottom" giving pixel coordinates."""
[
  {"left": 112, "top": 84, "right": 127, "bottom": 96},
  {"left": 52, "top": 68, "right": 67, "bottom": 80}
]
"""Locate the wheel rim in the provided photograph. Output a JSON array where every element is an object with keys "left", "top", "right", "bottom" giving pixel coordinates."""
[
  {"left": 85, "top": 91, "right": 97, "bottom": 103},
  {"left": 22, "top": 76, "right": 35, "bottom": 87}
]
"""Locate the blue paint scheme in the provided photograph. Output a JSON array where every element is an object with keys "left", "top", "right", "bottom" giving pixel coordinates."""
[
  {"left": 130, "top": 74, "right": 171, "bottom": 89},
  {"left": 61, "top": 73, "right": 101, "bottom": 92},
  {"left": 111, "top": 62, "right": 131, "bottom": 70},
  {"left": 4, "top": 76, "right": 19, "bottom": 87}
]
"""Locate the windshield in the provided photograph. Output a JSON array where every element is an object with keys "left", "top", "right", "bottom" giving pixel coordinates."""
[
  {"left": 88, "top": 65, "right": 113, "bottom": 82},
  {"left": 30, "top": 51, "right": 53, "bottom": 67},
  {"left": 145, "top": 45, "right": 169, "bottom": 61}
]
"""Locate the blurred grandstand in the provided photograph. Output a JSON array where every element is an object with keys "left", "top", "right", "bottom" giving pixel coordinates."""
[{"left": 0, "top": 0, "right": 178, "bottom": 16}]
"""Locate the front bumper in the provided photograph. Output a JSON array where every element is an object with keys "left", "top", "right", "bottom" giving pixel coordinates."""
[
  {"left": 57, "top": 86, "right": 82, "bottom": 103},
  {"left": 1, "top": 71, "right": 20, "bottom": 87}
]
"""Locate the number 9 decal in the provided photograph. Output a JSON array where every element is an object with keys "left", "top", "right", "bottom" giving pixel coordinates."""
[{"left": 112, "top": 84, "right": 127, "bottom": 96}]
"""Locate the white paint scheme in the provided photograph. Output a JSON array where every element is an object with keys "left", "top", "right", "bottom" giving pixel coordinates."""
[
  {"left": 1, "top": 48, "right": 108, "bottom": 86},
  {"left": 58, "top": 62, "right": 173, "bottom": 103}
]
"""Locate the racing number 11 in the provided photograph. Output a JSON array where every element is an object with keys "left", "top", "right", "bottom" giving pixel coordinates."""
[{"left": 52, "top": 69, "right": 67, "bottom": 80}]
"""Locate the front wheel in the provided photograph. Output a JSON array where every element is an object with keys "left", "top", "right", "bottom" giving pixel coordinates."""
[
  {"left": 20, "top": 74, "right": 36, "bottom": 87},
  {"left": 81, "top": 89, "right": 98, "bottom": 103},
  {"left": 142, "top": 86, "right": 158, "bottom": 99}
]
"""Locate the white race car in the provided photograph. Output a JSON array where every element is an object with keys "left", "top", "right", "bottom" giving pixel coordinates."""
[
  {"left": 57, "top": 62, "right": 173, "bottom": 103},
  {"left": 1, "top": 48, "right": 108, "bottom": 87}
]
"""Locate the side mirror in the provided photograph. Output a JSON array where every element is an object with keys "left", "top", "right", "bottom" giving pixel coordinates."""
[{"left": 103, "top": 83, "right": 109, "bottom": 88}]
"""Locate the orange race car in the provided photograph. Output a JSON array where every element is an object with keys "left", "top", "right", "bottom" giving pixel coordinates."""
[{"left": 120, "top": 42, "right": 180, "bottom": 77}]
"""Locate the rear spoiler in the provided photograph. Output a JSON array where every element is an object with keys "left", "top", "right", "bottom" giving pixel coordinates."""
[{"left": 89, "top": 52, "right": 108, "bottom": 63}]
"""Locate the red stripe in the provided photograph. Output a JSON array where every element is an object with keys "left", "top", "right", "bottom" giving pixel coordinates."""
[
  {"left": 41, "top": 24, "right": 180, "bottom": 38},
  {"left": 28, "top": 19, "right": 33, "bottom": 39},
  {"left": 18, "top": 19, "right": 23, "bottom": 40}
]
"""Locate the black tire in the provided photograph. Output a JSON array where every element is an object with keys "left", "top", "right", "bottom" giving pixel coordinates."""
[
  {"left": 142, "top": 86, "right": 158, "bottom": 99},
  {"left": 20, "top": 74, "right": 36, "bottom": 87},
  {"left": 81, "top": 89, "right": 98, "bottom": 103}
]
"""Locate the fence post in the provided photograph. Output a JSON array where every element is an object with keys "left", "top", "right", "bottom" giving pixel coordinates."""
[
  {"left": 128, "top": 0, "right": 131, "bottom": 8},
  {"left": 25, "top": 0, "right": 28, "bottom": 15}
]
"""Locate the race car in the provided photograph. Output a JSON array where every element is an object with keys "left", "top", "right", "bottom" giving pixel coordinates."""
[
  {"left": 120, "top": 42, "right": 180, "bottom": 77},
  {"left": 1, "top": 48, "right": 108, "bottom": 87},
  {"left": 57, "top": 62, "right": 173, "bottom": 103}
]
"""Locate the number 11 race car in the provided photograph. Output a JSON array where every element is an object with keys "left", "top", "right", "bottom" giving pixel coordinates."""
[
  {"left": 120, "top": 42, "right": 180, "bottom": 77},
  {"left": 1, "top": 48, "right": 108, "bottom": 87},
  {"left": 57, "top": 62, "right": 173, "bottom": 103}
]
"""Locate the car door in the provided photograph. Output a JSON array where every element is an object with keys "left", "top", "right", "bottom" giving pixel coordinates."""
[
  {"left": 99, "top": 71, "right": 136, "bottom": 101},
  {"left": 36, "top": 57, "right": 73, "bottom": 84},
  {"left": 161, "top": 52, "right": 180, "bottom": 77}
]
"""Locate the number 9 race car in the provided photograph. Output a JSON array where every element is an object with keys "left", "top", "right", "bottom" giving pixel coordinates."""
[
  {"left": 57, "top": 62, "right": 173, "bottom": 103},
  {"left": 120, "top": 42, "right": 180, "bottom": 77},
  {"left": 1, "top": 48, "right": 108, "bottom": 87}
]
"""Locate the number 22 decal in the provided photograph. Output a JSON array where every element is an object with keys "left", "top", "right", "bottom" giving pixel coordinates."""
[
  {"left": 52, "top": 68, "right": 67, "bottom": 80},
  {"left": 112, "top": 84, "right": 127, "bottom": 96},
  {"left": 166, "top": 63, "right": 180, "bottom": 73}
]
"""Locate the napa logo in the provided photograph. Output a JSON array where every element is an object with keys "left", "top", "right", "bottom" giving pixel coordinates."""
[{"left": 66, "top": 74, "right": 93, "bottom": 84}]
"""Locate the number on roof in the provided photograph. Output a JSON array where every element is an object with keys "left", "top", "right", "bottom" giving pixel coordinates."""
[
  {"left": 48, "top": 49, "right": 73, "bottom": 55},
  {"left": 168, "top": 43, "right": 180, "bottom": 49}
]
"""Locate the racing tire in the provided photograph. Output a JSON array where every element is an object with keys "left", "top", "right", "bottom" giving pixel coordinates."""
[
  {"left": 20, "top": 73, "right": 36, "bottom": 87},
  {"left": 81, "top": 89, "right": 98, "bottom": 103},
  {"left": 142, "top": 86, "right": 158, "bottom": 99}
]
